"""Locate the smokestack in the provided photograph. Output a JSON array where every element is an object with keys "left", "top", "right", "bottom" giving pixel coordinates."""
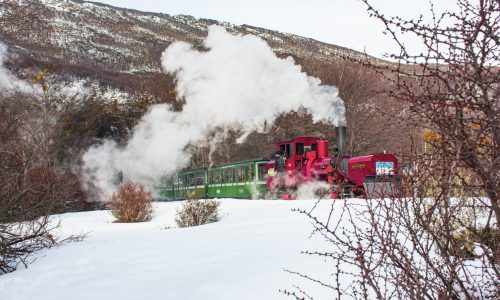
[{"left": 335, "top": 126, "right": 346, "bottom": 157}]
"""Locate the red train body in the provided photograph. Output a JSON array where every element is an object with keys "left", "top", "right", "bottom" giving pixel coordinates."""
[{"left": 264, "top": 126, "right": 399, "bottom": 199}]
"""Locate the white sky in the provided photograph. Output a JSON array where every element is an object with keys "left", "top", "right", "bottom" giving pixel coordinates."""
[{"left": 93, "top": 0, "right": 458, "bottom": 58}]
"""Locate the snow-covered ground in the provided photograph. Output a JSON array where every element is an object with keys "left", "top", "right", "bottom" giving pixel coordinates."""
[{"left": 0, "top": 200, "right": 339, "bottom": 300}]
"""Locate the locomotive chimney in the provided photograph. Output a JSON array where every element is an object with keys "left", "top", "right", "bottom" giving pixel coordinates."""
[{"left": 335, "top": 126, "right": 347, "bottom": 157}]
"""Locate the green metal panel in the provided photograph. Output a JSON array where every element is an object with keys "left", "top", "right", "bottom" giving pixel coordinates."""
[{"left": 158, "top": 158, "right": 268, "bottom": 200}]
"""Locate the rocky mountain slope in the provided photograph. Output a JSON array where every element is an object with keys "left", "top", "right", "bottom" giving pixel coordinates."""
[{"left": 0, "top": 0, "right": 381, "bottom": 94}]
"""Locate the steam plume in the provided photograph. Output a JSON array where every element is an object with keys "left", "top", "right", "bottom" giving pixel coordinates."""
[
  {"left": 0, "top": 43, "right": 29, "bottom": 93},
  {"left": 82, "top": 26, "right": 345, "bottom": 200}
]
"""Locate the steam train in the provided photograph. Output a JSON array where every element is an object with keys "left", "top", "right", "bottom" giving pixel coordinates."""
[{"left": 159, "top": 126, "right": 399, "bottom": 200}]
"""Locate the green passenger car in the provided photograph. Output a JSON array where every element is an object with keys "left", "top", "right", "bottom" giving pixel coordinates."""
[{"left": 158, "top": 158, "right": 268, "bottom": 200}]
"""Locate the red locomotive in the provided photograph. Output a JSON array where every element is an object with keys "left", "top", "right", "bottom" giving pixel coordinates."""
[{"left": 265, "top": 126, "right": 399, "bottom": 199}]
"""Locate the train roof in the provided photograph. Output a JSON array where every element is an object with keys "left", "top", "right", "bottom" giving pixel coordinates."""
[
  {"left": 214, "top": 157, "right": 269, "bottom": 168},
  {"left": 276, "top": 136, "right": 319, "bottom": 143},
  {"left": 177, "top": 157, "right": 269, "bottom": 174}
]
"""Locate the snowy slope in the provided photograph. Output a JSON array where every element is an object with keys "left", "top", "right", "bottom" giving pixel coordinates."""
[
  {"left": 0, "top": 200, "right": 340, "bottom": 300},
  {"left": 2, "top": 0, "right": 376, "bottom": 76}
]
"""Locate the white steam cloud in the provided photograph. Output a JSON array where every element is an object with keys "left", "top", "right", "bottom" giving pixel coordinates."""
[
  {"left": 296, "top": 181, "right": 331, "bottom": 200},
  {"left": 0, "top": 43, "right": 30, "bottom": 93},
  {"left": 82, "top": 25, "right": 345, "bottom": 200}
]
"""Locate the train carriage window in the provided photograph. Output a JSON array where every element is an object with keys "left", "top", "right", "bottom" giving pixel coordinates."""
[
  {"left": 245, "top": 165, "right": 253, "bottom": 181},
  {"left": 236, "top": 166, "right": 245, "bottom": 182},
  {"left": 208, "top": 170, "right": 213, "bottom": 184},
  {"left": 257, "top": 163, "right": 266, "bottom": 181},
  {"left": 296, "top": 143, "right": 304, "bottom": 155},
  {"left": 161, "top": 176, "right": 172, "bottom": 188},
  {"left": 196, "top": 173, "right": 205, "bottom": 185},
  {"left": 188, "top": 174, "right": 195, "bottom": 186},
  {"left": 285, "top": 143, "right": 291, "bottom": 158},
  {"left": 224, "top": 168, "right": 233, "bottom": 183},
  {"left": 311, "top": 143, "right": 317, "bottom": 151},
  {"left": 247, "top": 165, "right": 254, "bottom": 181},
  {"left": 214, "top": 170, "right": 222, "bottom": 184},
  {"left": 279, "top": 144, "right": 285, "bottom": 154}
]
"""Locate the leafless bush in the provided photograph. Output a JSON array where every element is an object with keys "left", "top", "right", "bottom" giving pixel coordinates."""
[
  {"left": 0, "top": 152, "right": 81, "bottom": 274},
  {"left": 0, "top": 90, "right": 86, "bottom": 274},
  {"left": 0, "top": 215, "right": 87, "bottom": 275},
  {"left": 108, "top": 182, "right": 153, "bottom": 223},
  {"left": 286, "top": 0, "right": 499, "bottom": 298},
  {"left": 286, "top": 192, "right": 498, "bottom": 299},
  {"left": 175, "top": 197, "right": 221, "bottom": 228},
  {"left": 0, "top": 217, "right": 56, "bottom": 274}
]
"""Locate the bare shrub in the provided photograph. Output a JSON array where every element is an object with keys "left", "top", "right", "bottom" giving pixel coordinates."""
[
  {"left": 0, "top": 90, "right": 87, "bottom": 274},
  {"left": 286, "top": 195, "right": 499, "bottom": 299},
  {"left": 0, "top": 218, "right": 86, "bottom": 275},
  {"left": 108, "top": 182, "right": 153, "bottom": 223},
  {"left": 0, "top": 218, "right": 55, "bottom": 274},
  {"left": 285, "top": 0, "right": 499, "bottom": 298},
  {"left": 175, "top": 197, "right": 221, "bottom": 228}
]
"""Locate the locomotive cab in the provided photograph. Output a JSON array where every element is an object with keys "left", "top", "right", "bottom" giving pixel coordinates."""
[
  {"left": 266, "top": 136, "right": 331, "bottom": 198},
  {"left": 275, "top": 137, "right": 319, "bottom": 159}
]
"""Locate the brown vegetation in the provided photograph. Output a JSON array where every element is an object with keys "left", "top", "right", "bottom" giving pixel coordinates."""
[
  {"left": 0, "top": 87, "right": 87, "bottom": 274},
  {"left": 108, "top": 182, "right": 153, "bottom": 223},
  {"left": 175, "top": 194, "right": 221, "bottom": 228},
  {"left": 286, "top": 0, "right": 500, "bottom": 299}
]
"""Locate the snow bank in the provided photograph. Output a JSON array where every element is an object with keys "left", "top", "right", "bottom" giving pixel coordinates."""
[{"left": 0, "top": 200, "right": 341, "bottom": 300}]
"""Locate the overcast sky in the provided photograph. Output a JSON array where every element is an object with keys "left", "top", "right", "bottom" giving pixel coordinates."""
[{"left": 93, "top": 0, "right": 458, "bottom": 58}]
